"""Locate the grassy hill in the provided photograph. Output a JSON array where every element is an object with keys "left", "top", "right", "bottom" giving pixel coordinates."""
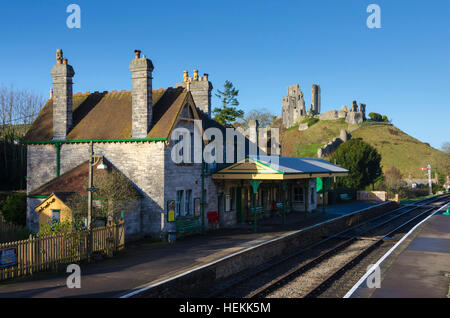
[
  {"left": 279, "top": 119, "right": 358, "bottom": 157},
  {"left": 351, "top": 124, "right": 449, "bottom": 178},
  {"left": 279, "top": 119, "right": 449, "bottom": 178}
]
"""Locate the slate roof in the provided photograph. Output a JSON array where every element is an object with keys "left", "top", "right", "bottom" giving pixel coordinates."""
[
  {"left": 254, "top": 156, "right": 349, "bottom": 175},
  {"left": 23, "top": 87, "right": 189, "bottom": 142},
  {"left": 29, "top": 159, "right": 139, "bottom": 197},
  {"left": 213, "top": 156, "right": 348, "bottom": 179}
]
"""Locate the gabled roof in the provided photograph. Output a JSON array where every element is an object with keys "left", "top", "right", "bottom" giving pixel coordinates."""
[
  {"left": 23, "top": 87, "right": 192, "bottom": 142},
  {"left": 28, "top": 159, "right": 139, "bottom": 197},
  {"left": 212, "top": 156, "right": 348, "bottom": 180},
  {"left": 34, "top": 192, "right": 74, "bottom": 212}
]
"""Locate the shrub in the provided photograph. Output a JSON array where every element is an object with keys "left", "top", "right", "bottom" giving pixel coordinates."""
[
  {"left": 368, "top": 112, "right": 383, "bottom": 122},
  {"left": 331, "top": 139, "right": 382, "bottom": 190},
  {"left": 1, "top": 193, "right": 27, "bottom": 226},
  {"left": 38, "top": 219, "right": 85, "bottom": 237},
  {"left": 300, "top": 117, "right": 319, "bottom": 127},
  {"left": 368, "top": 112, "right": 389, "bottom": 122}
]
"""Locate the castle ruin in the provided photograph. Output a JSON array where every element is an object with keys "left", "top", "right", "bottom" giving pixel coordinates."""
[
  {"left": 282, "top": 84, "right": 321, "bottom": 128},
  {"left": 281, "top": 84, "right": 307, "bottom": 128},
  {"left": 281, "top": 83, "right": 367, "bottom": 128}
]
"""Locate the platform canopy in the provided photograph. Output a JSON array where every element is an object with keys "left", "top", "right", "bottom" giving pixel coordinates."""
[{"left": 212, "top": 156, "right": 348, "bottom": 180}]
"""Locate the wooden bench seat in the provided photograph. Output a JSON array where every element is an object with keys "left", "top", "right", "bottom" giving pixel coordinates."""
[
  {"left": 176, "top": 217, "right": 201, "bottom": 233},
  {"left": 339, "top": 193, "right": 352, "bottom": 201}
]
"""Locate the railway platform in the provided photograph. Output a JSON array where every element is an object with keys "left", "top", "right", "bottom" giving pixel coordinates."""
[
  {"left": 349, "top": 205, "right": 450, "bottom": 298},
  {"left": 0, "top": 201, "right": 384, "bottom": 298}
]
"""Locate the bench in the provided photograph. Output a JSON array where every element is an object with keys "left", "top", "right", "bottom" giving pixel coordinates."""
[
  {"left": 248, "top": 206, "right": 265, "bottom": 221},
  {"left": 176, "top": 216, "right": 201, "bottom": 233},
  {"left": 275, "top": 202, "right": 292, "bottom": 214},
  {"left": 339, "top": 193, "right": 352, "bottom": 201}
]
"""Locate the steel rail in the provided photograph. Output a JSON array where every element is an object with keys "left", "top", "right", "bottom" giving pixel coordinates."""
[
  {"left": 303, "top": 198, "right": 450, "bottom": 298},
  {"left": 211, "top": 194, "right": 447, "bottom": 298}
]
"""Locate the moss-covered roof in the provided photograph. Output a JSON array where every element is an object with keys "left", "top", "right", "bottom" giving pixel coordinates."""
[
  {"left": 29, "top": 159, "right": 139, "bottom": 198},
  {"left": 23, "top": 87, "right": 188, "bottom": 142}
]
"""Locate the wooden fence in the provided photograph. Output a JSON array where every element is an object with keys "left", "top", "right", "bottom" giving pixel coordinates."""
[
  {"left": 0, "top": 221, "right": 30, "bottom": 243},
  {"left": 0, "top": 221, "right": 124, "bottom": 281}
]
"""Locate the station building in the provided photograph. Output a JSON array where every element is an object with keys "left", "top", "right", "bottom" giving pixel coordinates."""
[{"left": 23, "top": 49, "right": 348, "bottom": 241}]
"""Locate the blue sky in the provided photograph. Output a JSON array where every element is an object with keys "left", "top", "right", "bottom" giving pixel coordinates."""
[{"left": 0, "top": 0, "right": 448, "bottom": 149}]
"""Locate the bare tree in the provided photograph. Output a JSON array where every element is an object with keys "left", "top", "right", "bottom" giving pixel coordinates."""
[
  {"left": 236, "top": 108, "right": 276, "bottom": 129},
  {"left": 0, "top": 85, "right": 45, "bottom": 190},
  {"left": 442, "top": 142, "right": 450, "bottom": 155},
  {"left": 68, "top": 169, "right": 140, "bottom": 226}
]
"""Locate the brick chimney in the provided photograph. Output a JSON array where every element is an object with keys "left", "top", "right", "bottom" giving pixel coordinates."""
[
  {"left": 176, "top": 70, "right": 213, "bottom": 118},
  {"left": 129, "top": 49, "right": 154, "bottom": 138},
  {"left": 51, "top": 49, "right": 75, "bottom": 140}
]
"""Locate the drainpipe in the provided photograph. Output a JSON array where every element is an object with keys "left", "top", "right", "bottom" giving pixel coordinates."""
[
  {"left": 281, "top": 181, "right": 286, "bottom": 225},
  {"left": 55, "top": 142, "right": 61, "bottom": 177},
  {"left": 201, "top": 140, "right": 205, "bottom": 233}
]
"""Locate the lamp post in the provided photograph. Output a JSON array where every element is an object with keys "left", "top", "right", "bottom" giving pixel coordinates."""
[{"left": 87, "top": 141, "right": 106, "bottom": 261}]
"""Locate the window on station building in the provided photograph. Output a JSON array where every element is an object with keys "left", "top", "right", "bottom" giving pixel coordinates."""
[
  {"left": 50, "top": 209, "right": 60, "bottom": 222},
  {"left": 176, "top": 190, "right": 184, "bottom": 217},
  {"left": 185, "top": 190, "right": 192, "bottom": 215},
  {"left": 293, "top": 186, "right": 304, "bottom": 202},
  {"left": 230, "top": 187, "right": 236, "bottom": 210}
]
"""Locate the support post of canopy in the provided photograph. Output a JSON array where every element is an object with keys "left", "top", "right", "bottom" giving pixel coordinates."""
[
  {"left": 249, "top": 180, "right": 262, "bottom": 233},
  {"left": 281, "top": 181, "right": 287, "bottom": 225}
]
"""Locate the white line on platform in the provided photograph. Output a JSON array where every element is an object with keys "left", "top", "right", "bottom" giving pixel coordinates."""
[
  {"left": 120, "top": 201, "right": 389, "bottom": 298},
  {"left": 343, "top": 202, "right": 449, "bottom": 298}
]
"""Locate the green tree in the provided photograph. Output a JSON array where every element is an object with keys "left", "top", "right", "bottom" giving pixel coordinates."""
[
  {"left": 331, "top": 139, "right": 382, "bottom": 190},
  {"left": 213, "top": 80, "right": 244, "bottom": 126},
  {"left": 368, "top": 112, "right": 383, "bottom": 122},
  {"left": 1, "top": 193, "right": 26, "bottom": 226}
]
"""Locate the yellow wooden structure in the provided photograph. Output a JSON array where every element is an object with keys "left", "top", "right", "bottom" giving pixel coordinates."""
[{"left": 34, "top": 193, "right": 73, "bottom": 229}]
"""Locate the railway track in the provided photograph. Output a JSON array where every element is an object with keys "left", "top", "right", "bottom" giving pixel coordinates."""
[{"left": 210, "top": 194, "right": 449, "bottom": 298}]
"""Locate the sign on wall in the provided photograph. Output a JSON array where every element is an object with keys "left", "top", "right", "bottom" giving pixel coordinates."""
[
  {"left": 167, "top": 200, "right": 175, "bottom": 222},
  {"left": 194, "top": 198, "right": 201, "bottom": 217},
  {"left": 0, "top": 248, "right": 17, "bottom": 268}
]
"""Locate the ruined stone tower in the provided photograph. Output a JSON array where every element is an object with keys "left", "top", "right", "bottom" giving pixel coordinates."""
[
  {"left": 51, "top": 49, "right": 74, "bottom": 140},
  {"left": 311, "top": 84, "right": 321, "bottom": 115},
  {"left": 281, "top": 84, "right": 306, "bottom": 128},
  {"left": 129, "top": 49, "right": 154, "bottom": 138}
]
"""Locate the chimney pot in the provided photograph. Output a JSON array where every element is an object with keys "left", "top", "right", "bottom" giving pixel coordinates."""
[
  {"left": 56, "top": 49, "right": 63, "bottom": 64},
  {"left": 129, "top": 50, "right": 154, "bottom": 138},
  {"left": 51, "top": 49, "right": 75, "bottom": 140},
  {"left": 175, "top": 71, "right": 213, "bottom": 118}
]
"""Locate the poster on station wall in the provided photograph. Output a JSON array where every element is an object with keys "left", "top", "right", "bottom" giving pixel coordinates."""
[
  {"left": 0, "top": 247, "right": 17, "bottom": 268},
  {"left": 194, "top": 198, "right": 201, "bottom": 217},
  {"left": 167, "top": 200, "right": 175, "bottom": 222}
]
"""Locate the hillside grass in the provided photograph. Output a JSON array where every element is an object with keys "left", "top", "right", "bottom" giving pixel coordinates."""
[
  {"left": 280, "top": 119, "right": 358, "bottom": 157},
  {"left": 351, "top": 125, "right": 449, "bottom": 178},
  {"left": 279, "top": 119, "right": 449, "bottom": 179}
]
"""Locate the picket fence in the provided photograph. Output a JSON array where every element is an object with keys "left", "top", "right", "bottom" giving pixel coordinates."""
[{"left": 0, "top": 221, "right": 124, "bottom": 281}]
